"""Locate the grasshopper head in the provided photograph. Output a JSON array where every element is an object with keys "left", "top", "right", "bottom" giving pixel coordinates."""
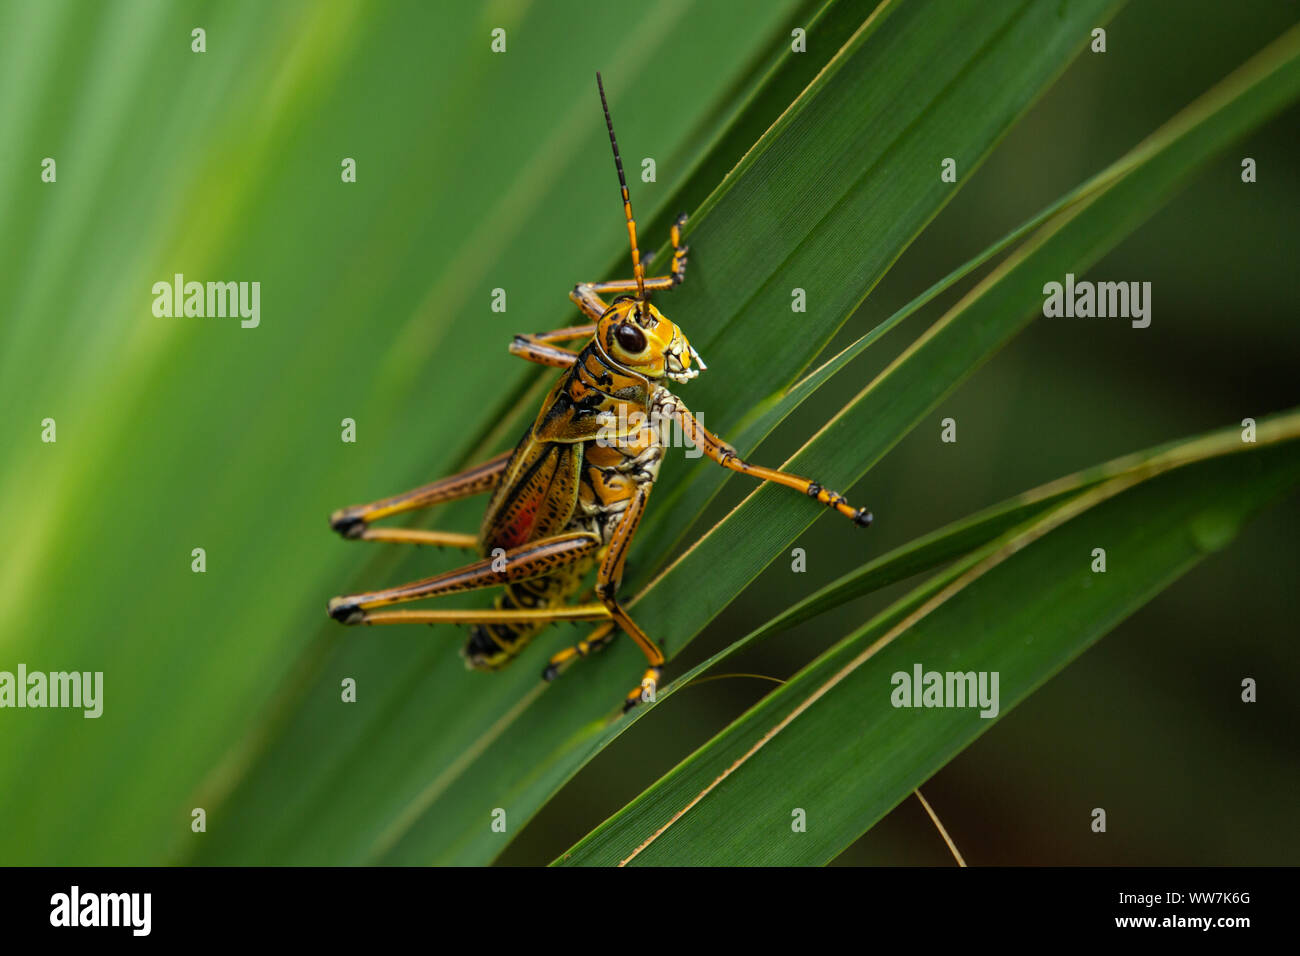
[{"left": 596, "top": 296, "right": 705, "bottom": 384}]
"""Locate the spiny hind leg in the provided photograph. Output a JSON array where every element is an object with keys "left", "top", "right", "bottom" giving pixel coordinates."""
[
  {"left": 327, "top": 532, "right": 601, "bottom": 624},
  {"left": 329, "top": 449, "right": 513, "bottom": 545},
  {"left": 357, "top": 604, "right": 611, "bottom": 628}
]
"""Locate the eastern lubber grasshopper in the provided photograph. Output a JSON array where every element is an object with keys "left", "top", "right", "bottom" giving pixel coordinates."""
[{"left": 327, "top": 74, "right": 872, "bottom": 713}]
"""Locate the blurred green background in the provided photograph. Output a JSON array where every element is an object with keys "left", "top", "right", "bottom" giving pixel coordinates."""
[{"left": 0, "top": 0, "right": 1295, "bottom": 866}]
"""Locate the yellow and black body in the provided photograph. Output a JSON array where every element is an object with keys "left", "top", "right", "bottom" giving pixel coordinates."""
[{"left": 466, "top": 307, "right": 696, "bottom": 670}]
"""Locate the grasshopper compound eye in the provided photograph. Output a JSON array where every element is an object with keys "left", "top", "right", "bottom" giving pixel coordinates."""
[{"left": 615, "top": 322, "right": 646, "bottom": 354}]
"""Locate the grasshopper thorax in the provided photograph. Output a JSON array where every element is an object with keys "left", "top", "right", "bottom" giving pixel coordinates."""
[{"left": 595, "top": 296, "right": 703, "bottom": 385}]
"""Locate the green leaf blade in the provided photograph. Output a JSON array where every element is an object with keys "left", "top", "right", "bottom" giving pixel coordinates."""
[{"left": 559, "top": 416, "right": 1300, "bottom": 865}]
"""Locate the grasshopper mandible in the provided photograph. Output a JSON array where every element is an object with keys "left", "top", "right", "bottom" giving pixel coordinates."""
[{"left": 327, "top": 74, "right": 871, "bottom": 713}]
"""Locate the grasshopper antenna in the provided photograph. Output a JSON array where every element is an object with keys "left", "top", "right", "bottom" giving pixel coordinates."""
[{"left": 596, "top": 72, "right": 647, "bottom": 307}]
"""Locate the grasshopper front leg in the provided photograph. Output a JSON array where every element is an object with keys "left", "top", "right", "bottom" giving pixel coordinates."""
[
  {"left": 676, "top": 406, "right": 873, "bottom": 528},
  {"left": 570, "top": 212, "right": 690, "bottom": 322}
]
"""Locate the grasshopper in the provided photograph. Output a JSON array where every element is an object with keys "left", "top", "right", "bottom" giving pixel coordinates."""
[{"left": 327, "top": 74, "right": 871, "bottom": 712}]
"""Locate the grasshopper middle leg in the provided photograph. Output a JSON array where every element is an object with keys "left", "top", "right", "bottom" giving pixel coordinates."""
[
  {"left": 594, "top": 483, "right": 666, "bottom": 712},
  {"left": 542, "top": 484, "right": 665, "bottom": 711}
]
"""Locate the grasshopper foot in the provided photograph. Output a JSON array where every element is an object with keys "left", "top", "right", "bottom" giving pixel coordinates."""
[
  {"left": 622, "top": 667, "right": 661, "bottom": 713},
  {"left": 330, "top": 510, "right": 366, "bottom": 539},
  {"left": 327, "top": 597, "right": 366, "bottom": 624}
]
